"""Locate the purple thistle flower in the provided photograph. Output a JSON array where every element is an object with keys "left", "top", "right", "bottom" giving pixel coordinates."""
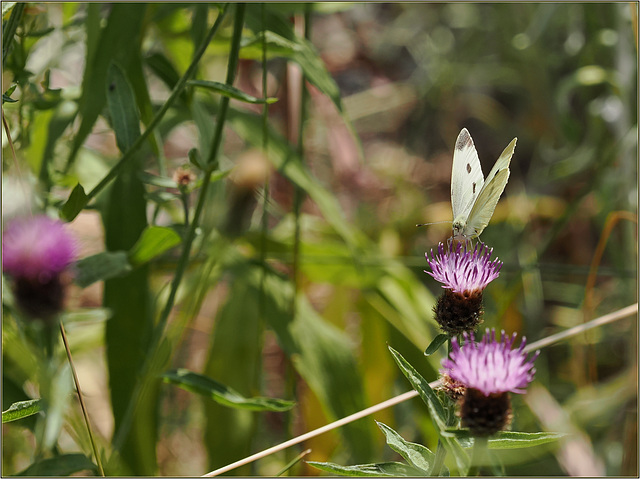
[
  {"left": 441, "top": 329, "right": 539, "bottom": 397},
  {"left": 425, "top": 242, "right": 502, "bottom": 294},
  {"left": 2, "top": 215, "right": 77, "bottom": 283},
  {"left": 2, "top": 215, "right": 77, "bottom": 320}
]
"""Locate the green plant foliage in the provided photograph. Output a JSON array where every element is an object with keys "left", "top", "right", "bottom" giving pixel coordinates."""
[
  {"left": 307, "top": 460, "right": 426, "bottom": 477},
  {"left": 16, "top": 453, "right": 97, "bottom": 476},
  {"left": 74, "top": 251, "right": 132, "bottom": 288},
  {"left": 188, "top": 79, "right": 278, "bottom": 104},
  {"left": 2, "top": 2, "right": 636, "bottom": 476},
  {"left": 128, "top": 226, "right": 181, "bottom": 267},
  {"left": 2, "top": 399, "right": 42, "bottom": 423},
  {"left": 376, "top": 421, "right": 439, "bottom": 473},
  {"left": 449, "top": 430, "right": 567, "bottom": 450},
  {"left": 425, "top": 334, "right": 449, "bottom": 356},
  {"left": 162, "top": 369, "right": 294, "bottom": 411}
]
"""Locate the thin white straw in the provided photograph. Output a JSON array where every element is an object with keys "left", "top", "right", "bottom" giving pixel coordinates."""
[{"left": 202, "top": 303, "right": 637, "bottom": 476}]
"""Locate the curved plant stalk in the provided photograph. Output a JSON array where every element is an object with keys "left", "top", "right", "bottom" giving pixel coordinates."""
[
  {"left": 580, "top": 210, "right": 638, "bottom": 383},
  {"left": 59, "top": 322, "right": 105, "bottom": 476},
  {"left": 201, "top": 303, "right": 637, "bottom": 476},
  {"left": 108, "top": 3, "right": 245, "bottom": 464},
  {"left": 78, "top": 4, "right": 230, "bottom": 213}
]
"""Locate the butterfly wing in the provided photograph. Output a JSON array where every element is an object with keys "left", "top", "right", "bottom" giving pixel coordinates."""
[
  {"left": 451, "top": 128, "right": 485, "bottom": 223},
  {"left": 463, "top": 137, "right": 517, "bottom": 238}
]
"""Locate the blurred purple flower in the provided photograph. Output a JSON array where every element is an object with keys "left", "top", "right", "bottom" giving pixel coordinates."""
[
  {"left": 425, "top": 242, "right": 502, "bottom": 294},
  {"left": 2, "top": 215, "right": 77, "bottom": 320},
  {"left": 2, "top": 215, "right": 77, "bottom": 283}
]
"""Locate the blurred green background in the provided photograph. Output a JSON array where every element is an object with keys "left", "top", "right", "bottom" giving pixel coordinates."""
[{"left": 2, "top": 2, "right": 637, "bottom": 476}]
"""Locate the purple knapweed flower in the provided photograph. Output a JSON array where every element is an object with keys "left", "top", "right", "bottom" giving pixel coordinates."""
[
  {"left": 441, "top": 328, "right": 540, "bottom": 436},
  {"left": 2, "top": 215, "right": 77, "bottom": 320},
  {"left": 425, "top": 242, "right": 503, "bottom": 335},
  {"left": 425, "top": 242, "right": 502, "bottom": 294}
]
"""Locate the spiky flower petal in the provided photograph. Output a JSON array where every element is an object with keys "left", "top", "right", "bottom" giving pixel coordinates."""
[
  {"left": 441, "top": 329, "right": 539, "bottom": 396},
  {"left": 425, "top": 242, "right": 502, "bottom": 294}
]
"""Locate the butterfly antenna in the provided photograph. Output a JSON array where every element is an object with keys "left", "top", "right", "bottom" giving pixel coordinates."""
[{"left": 416, "top": 220, "right": 451, "bottom": 228}]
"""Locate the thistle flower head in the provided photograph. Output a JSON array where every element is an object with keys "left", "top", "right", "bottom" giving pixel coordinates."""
[
  {"left": 441, "top": 329, "right": 539, "bottom": 397},
  {"left": 425, "top": 241, "right": 502, "bottom": 294},
  {"left": 2, "top": 215, "right": 77, "bottom": 320},
  {"left": 3, "top": 215, "right": 77, "bottom": 282}
]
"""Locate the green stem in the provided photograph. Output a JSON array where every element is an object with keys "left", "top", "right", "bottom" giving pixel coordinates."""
[
  {"left": 259, "top": 1, "right": 270, "bottom": 282},
  {"left": 108, "top": 3, "right": 244, "bottom": 463},
  {"left": 59, "top": 322, "right": 105, "bottom": 476},
  {"left": 2, "top": 3, "right": 25, "bottom": 65},
  {"left": 468, "top": 436, "right": 488, "bottom": 476},
  {"left": 81, "top": 4, "right": 229, "bottom": 207},
  {"left": 430, "top": 440, "right": 447, "bottom": 476},
  {"left": 204, "top": 4, "right": 245, "bottom": 170},
  {"left": 291, "top": 3, "right": 311, "bottom": 310}
]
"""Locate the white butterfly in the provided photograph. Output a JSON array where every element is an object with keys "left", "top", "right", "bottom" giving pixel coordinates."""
[{"left": 451, "top": 128, "right": 517, "bottom": 240}]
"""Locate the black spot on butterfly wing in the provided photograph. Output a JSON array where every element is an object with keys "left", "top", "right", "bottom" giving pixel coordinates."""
[
  {"left": 108, "top": 82, "right": 116, "bottom": 92},
  {"left": 466, "top": 163, "right": 472, "bottom": 173},
  {"left": 472, "top": 182, "right": 476, "bottom": 194}
]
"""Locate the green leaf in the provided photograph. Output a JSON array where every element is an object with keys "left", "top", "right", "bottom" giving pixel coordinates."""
[
  {"left": 189, "top": 79, "right": 277, "bottom": 104},
  {"left": 447, "top": 430, "right": 567, "bottom": 449},
  {"left": 106, "top": 62, "right": 141, "bottom": 153},
  {"left": 425, "top": 334, "right": 449, "bottom": 356},
  {"left": 138, "top": 170, "right": 179, "bottom": 188},
  {"left": 2, "top": 2, "right": 16, "bottom": 17},
  {"left": 2, "top": 399, "right": 42, "bottom": 423},
  {"left": 145, "top": 52, "right": 182, "bottom": 93},
  {"left": 3, "top": 84, "right": 17, "bottom": 103},
  {"left": 66, "top": 4, "right": 147, "bottom": 169},
  {"left": 376, "top": 421, "right": 434, "bottom": 474},
  {"left": 102, "top": 124, "right": 156, "bottom": 474},
  {"left": 188, "top": 148, "right": 202, "bottom": 169},
  {"left": 239, "top": 26, "right": 364, "bottom": 159},
  {"left": 128, "top": 226, "right": 181, "bottom": 267},
  {"left": 388, "top": 346, "right": 470, "bottom": 474},
  {"left": 388, "top": 345, "right": 447, "bottom": 428},
  {"left": 17, "top": 454, "right": 97, "bottom": 476},
  {"left": 162, "top": 369, "right": 294, "bottom": 411},
  {"left": 73, "top": 251, "right": 132, "bottom": 288},
  {"left": 248, "top": 264, "right": 376, "bottom": 461},
  {"left": 307, "top": 461, "right": 425, "bottom": 477},
  {"left": 60, "top": 183, "right": 88, "bottom": 221}
]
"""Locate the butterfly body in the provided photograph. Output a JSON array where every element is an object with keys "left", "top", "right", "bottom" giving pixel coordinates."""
[{"left": 450, "top": 128, "right": 517, "bottom": 240}]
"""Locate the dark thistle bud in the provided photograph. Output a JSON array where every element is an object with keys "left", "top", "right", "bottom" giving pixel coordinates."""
[
  {"left": 441, "top": 329, "right": 540, "bottom": 437},
  {"left": 425, "top": 242, "right": 502, "bottom": 335},
  {"left": 2, "top": 215, "right": 77, "bottom": 321}
]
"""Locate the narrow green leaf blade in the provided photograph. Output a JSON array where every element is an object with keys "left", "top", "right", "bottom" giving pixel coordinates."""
[
  {"left": 60, "top": 183, "right": 88, "bottom": 221},
  {"left": 2, "top": 399, "right": 42, "bottom": 423},
  {"left": 189, "top": 79, "right": 277, "bottom": 104},
  {"left": 17, "top": 454, "right": 97, "bottom": 476},
  {"left": 489, "top": 431, "right": 566, "bottom": 449},
  {"left": 446, "top": 430, "right": 567, "bottom": 449},
  {"left": 307, "top": 461, "right": 424, "bottom": 477},
  {"left": 425, "top": 334, "right": 449, "bottom": 356},
  {"left": 162, "top": 369, "right": 294, "bottom": 412},
  {"left": 388, "top": 345, "right": 447, "bottom": 428},
  {"left": 73, "top": 251, "right": 132, "bottom": 288},
  {"left": 106, "top": 62, "right": 141, "bottom": 153},
  {"left": 128, "top": 226, "right": 181, "bottom": 267},
  {"left": 376, "top": 421, "right": 433, "bottom": 474}
]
